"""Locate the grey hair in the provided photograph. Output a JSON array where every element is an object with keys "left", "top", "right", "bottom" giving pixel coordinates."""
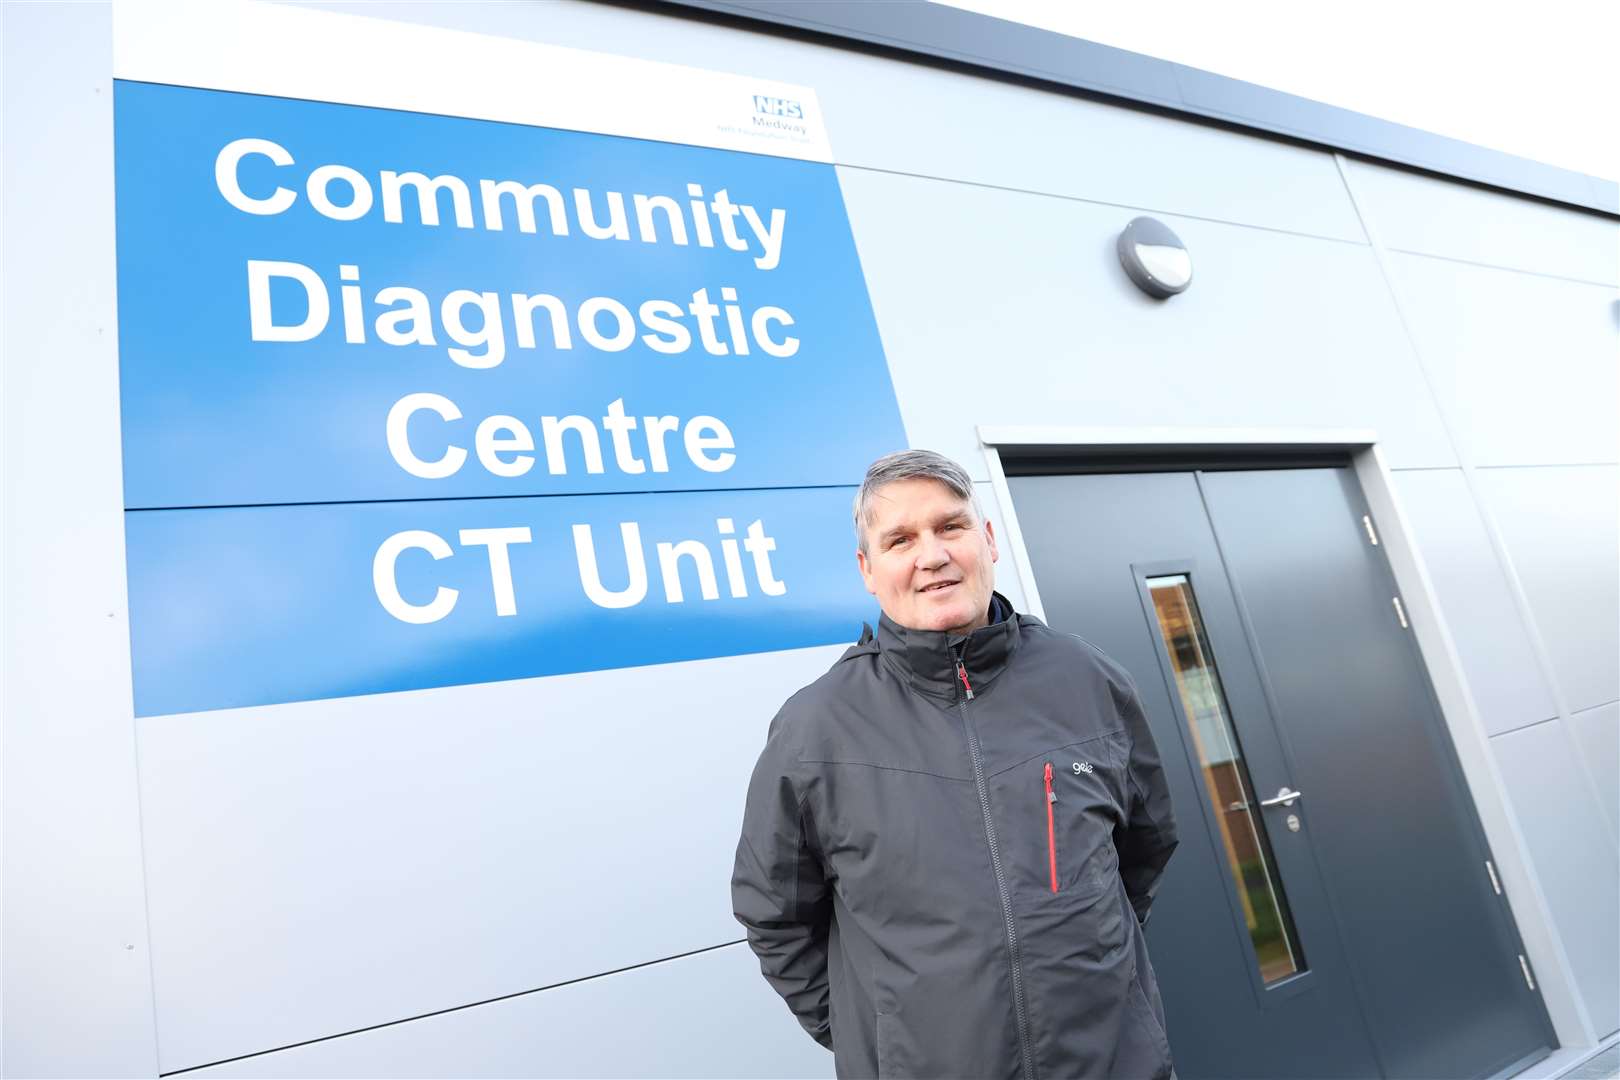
[{"left": 853, "top": 449, "right": 983, "bottom": 553}]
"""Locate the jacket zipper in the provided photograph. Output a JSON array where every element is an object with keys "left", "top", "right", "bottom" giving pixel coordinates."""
[
  {"left": 956, "top": 658, "right": 975, "bottom": 700},
  {"left": 1044, "top": 762, "right": 1058, "bottom": 894},
  {"left": 955, "top": 649, "right": 1038, "bottom": 1079}
]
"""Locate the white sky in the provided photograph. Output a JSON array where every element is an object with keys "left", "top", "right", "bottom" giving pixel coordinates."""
[{"left": 932, "top": 0, "right": 1618, "bottom": 185}]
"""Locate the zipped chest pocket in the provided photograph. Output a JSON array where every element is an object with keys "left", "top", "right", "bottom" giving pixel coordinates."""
[{"left": 992, "top": 733, "right": 1127, "bottom": 902}]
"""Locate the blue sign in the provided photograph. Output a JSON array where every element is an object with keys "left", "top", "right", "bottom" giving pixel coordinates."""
[
  {"left": 125, "top": 487, "right": 869, "bottom": 717},
  {"left": 113, "top": 82, "right": 904, "bottom": 715},
  {"left": 114, "top": 82, "right": 903, "bottom": 506}
]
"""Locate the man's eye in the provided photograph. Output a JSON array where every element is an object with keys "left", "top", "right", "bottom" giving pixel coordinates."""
[{"left": 889, "top": 537, "right": 909, "bottom": 549}]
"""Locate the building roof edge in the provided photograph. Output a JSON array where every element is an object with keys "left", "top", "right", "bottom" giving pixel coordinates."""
[{"left": 643, "top": 0, "right": 1619, "bottom": 219}]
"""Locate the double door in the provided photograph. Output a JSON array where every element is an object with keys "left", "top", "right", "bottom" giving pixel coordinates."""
[{"left": 1007, "top": 465, "right": 1555, "bottom": 1079}]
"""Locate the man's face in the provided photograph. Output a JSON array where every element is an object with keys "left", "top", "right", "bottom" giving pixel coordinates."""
[{"left": 856, "top": 477, "right": 999, "bottom": 635}]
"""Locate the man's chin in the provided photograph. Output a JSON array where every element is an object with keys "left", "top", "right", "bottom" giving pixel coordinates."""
[{"left": 919, "top": 603, "right": 975, "bottom": 634}]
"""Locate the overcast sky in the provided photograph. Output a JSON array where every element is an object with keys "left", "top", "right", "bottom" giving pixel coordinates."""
[{"left": 933, "top": 0, "right": 1617, "bottom": 186}]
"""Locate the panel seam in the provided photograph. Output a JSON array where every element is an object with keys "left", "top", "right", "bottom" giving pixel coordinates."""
[
  {"left": 832, "top": 160, "right": 1369, "bottom": 247},
  {"left": 155, "top": 939, "right": 749, "bottom": 1076},
  {"left": 1385, "top": 244, "right": 1618, "bottom": 290}
]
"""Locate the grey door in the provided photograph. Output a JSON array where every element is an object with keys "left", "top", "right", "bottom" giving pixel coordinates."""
[{"left": 1007, "top": 465, "right": 1555, "bottom": 1080}]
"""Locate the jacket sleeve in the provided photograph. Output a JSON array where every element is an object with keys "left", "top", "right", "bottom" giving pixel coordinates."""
[
  {"left": 1110, "top": 669, "right": 1180, "bottom": 926},
  {"left": 731, "top": 708, "right": 834, "bottom": 1049}
]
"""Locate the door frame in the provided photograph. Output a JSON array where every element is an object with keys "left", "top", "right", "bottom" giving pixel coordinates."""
[{"left": 976, "top": 424, "right": 1591, "bottom": 1053}]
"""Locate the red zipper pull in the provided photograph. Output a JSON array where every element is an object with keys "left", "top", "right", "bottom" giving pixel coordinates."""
[
  {"left": 1044, "top": 762, "right": 1058, "bottom": 893},
  {"left": 955, "top": 658, "right": 974, "bottom": 700}
]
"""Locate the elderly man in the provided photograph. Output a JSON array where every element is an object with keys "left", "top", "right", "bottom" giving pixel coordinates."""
[{"left": 732, "top": 449, "right": 1179, "bottom": 1079}]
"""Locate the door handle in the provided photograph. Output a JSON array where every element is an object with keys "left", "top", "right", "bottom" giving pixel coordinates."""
[{"left": 1260, "top": 787, "right": 1303, "bottom": 808}]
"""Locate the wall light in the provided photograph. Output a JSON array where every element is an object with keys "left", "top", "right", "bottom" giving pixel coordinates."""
[{"left": 1117, "top": 217, "right": 1192, "bottom": 298}]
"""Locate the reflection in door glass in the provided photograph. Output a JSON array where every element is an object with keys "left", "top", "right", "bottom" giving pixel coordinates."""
[{"left": 1148, "top": 575, "right": 1305, "bottom": 985}]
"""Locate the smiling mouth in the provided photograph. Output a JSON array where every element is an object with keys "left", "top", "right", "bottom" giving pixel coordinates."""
[{"left": 920, "top": 581, "right": 960, "bottom": 593}]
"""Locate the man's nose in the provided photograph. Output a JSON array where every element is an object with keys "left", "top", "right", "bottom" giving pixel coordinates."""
[{"left": 915, "top": 532, "right": 950, "bottom": 570}]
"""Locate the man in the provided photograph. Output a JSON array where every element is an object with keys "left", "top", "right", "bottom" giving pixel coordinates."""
[{"left": 732, "top": 449, "right": 1179, "bottom": 1079}]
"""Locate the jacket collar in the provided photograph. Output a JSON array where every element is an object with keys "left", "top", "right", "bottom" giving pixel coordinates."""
[{"left": 870, "top": 591, "right": 1020, "bottom": 701}]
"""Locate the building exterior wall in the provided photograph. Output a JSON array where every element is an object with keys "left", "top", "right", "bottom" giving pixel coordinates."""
[{"left": 3, "top": 2, "right": 1615, "bottom": 1076}]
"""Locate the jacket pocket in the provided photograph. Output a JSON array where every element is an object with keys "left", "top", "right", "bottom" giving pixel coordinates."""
[
  {"left": 1044, "top": 762, "right": 1059, "bottom": 893},
  {"left": 1036, "top": 748, "right": 1122, "bottom": 900},
  {"left": 988, "top": 736, "right": 1126, "bottom": 901}
]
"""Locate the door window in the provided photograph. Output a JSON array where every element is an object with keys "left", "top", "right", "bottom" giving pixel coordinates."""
[{"left": 1147, "top": 574, "right": 1305, "bottom": 985}]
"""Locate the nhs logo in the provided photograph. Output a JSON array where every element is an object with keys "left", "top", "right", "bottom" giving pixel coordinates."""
[{"left": 752, "top": 95, "right": 804, "bottom": 119}]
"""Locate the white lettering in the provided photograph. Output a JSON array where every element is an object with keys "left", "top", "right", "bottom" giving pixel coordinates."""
[
  {"left": 374, "top": 286, "right": 437, "bottom": 346},
  {"left": 643, "top": 415, "right": 680, "bottom": 473},
  {"left": 442, "top": 290, "right": 505, "bottom": 368},
  {"left": 684, "top": 416, "right": 736, "bottom": 473},
  {"left": 306, "top": 163, "right": 374, "bottom": 221},
  {"left": 574, "top": 188, "right": 628, "bottom": 241},
  {"left": 475, "top": 415, "right": 534, "bottom": 478},
  {"left": 382, "top": 171, "right": 474, "bottom": 228},
  {"left": 744, "top": 519, "right": 787, "bottom": 596},
  {"left": 601, "top": 398, "right": 645, "bottom": 475},
  {"left": 247, "top": 260, "right": 329, "bottom": 342},
  {"left": 373, "top": 530, "right": 458, "bottom": 623},
  {"left": 752, "top": 306, "right": 799, "bottom": 358},
  {"left": 512, "top": 293, "right": 573, "bottom": 352},
  {"left": 577, "top": 297, "right": 635, "bottom": 352},
  {"left": 739, "top": 204, "right": 787, "bottom": 270},
  {"left": 716, "top": 518, "right": 748, "bottom": 598},
  {"left": 633, "top": 194, "right": 689, "bottom": 246},
  {"left": 574, "top": 522, "right": 649, "bottom": 609},
  {"left": 709, "top": 189, "right": 749, "bottom": 252},
  {"left": 458, "top": 527, "right": 531, "bottom": 616},
  {"left": 215, "top": 138, "right": 295, "bottom": 215},
  {"left": 479, "top": 179, "right": 568, "bottom": 235},
  {"left": 657, "top": 539, "right": 719, "bottom": 603},
  {"left": 638, "top": 300, "right": 691, "bottom": 355},
  {"left": 541, "top": 415, "right": 605, "bottom": 475},
  {"left": 386, "top": 393, "right": 466, "bottom": 479}
]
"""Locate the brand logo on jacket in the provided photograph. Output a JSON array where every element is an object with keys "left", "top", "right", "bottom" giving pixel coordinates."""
[{"left": 1073, "top": 761, "right": 1094, "bottom": 774}]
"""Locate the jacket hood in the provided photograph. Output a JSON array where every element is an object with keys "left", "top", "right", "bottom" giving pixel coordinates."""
[{"left": 860, "top": 590, "right": 1021, "bottom": 701}]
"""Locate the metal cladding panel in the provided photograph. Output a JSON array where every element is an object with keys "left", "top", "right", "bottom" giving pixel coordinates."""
[
  {"left": 133, "top": 486, "right": 1017, "bottom": 1074},
  {"left": 0, "top": 4, "right": 162, "bottom": 1076},
  {"left": 1568, "top": 702, "right": 1620, "bottom": 844},
  {"left": 1347, "top": 158, "right": 1619, "bottom": 286},
  {"left": 1476, "top": 466, "right": 1620, "bottom": 715},
  {"left": 187, "top": 943, "right": 835, "bottom": 1078},
  {"left": 833, "top": 165, "right": 1458, "bottom": 477},
  {"left": 1391, "top": 469, "right": 1558, "bottom": 736},
  {"left": 1384, "top": 253, "right": 1620, "bottom": 469},
  {"left": 1493, "top": 720, "right": 1620, "bottom": 1037},
  {"left": 1569, "top": 702, "right": 1620, "bottom": 844},
  {"left": 135, "top": 643, "right": 848, "bottom": 1073},
  {"left": 301, "top": 0, "right": 1368, "bottom": 241}
]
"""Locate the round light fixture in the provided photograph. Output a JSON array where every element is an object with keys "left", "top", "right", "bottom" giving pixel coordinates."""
[{"left": 1117, "top": 216, "right": 1192, "bottom": 298}]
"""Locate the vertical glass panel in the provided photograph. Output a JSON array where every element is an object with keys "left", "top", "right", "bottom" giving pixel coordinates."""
[{"left": 1148, "top": 574, "right": 1305, "bottom": 985}]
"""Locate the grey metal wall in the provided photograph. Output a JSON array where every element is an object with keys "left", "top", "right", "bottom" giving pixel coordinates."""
[{"left": 3, "top": 1, "right": 1615, "bottom": 1076}]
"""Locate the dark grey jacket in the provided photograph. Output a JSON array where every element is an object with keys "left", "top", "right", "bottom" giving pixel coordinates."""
[{"left": 732, "top": 595, "right": 1179, "bottom": 1079}]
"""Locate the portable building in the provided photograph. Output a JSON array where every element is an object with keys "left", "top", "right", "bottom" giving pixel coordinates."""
[{"left": 3, "top": 2, "right": 1616, "bottom": 1077}]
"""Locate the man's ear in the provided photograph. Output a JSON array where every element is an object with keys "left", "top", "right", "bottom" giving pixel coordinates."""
[
  {"left": 984, "top": 518, "right": 999, "bottom": 563},
  {"left": 856, "top": 547, "right": 878, "bottom": 596}
]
